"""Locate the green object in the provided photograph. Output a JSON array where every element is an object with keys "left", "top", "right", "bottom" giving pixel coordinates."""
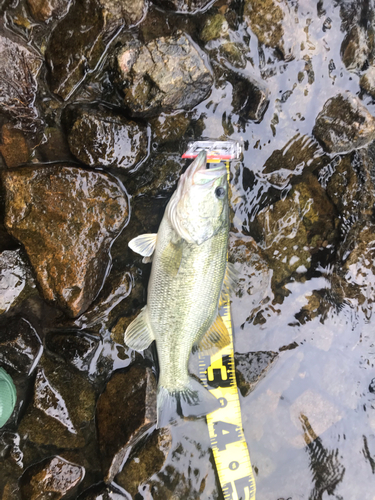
[{"left": 0, "top": 367, "right": 17, "bottom": 427}]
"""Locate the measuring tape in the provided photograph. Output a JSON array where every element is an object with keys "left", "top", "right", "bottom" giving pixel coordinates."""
[
  {"left": 197, "top": 153, "right": 256, "bottom": 500},
  {"left": 198, "top": 299, "right": 256, "bottom": 500}
]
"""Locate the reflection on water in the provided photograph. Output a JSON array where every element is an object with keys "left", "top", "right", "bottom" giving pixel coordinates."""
[{"left": 1, "top": 0, "right": 375, "bottom": 498}]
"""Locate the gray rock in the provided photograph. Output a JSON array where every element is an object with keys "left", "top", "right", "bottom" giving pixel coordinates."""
[
  {"left": 66, "top": 107, "right": 148, "bottom": 169},
  {"left": 96, "top": 365, "right": 157, "bottom": 482},
  {"left": 20, "top": 456, "right": 84, "bottom": 500},
  {"left": 0, "top": 249, "right": 36, "bottom": 315},
  {"left": 235, "top": 351, "right": 278, "bottom": 397},
  {"left": 115, "top": 32, "right": 213, "bottom": 117},
  {"left": 312, "top": 93, "right": 375, "bottom": 154},
  {"left": 151, "top": 0, "right": 212, "bottom": 13},
  {"left": 26, "top": 0, "right": 72, "bottom": 22},
  {"left": 46, "top": 0, "right": 146, "bottom": 100},
  {"left": 0, "top": 317, "right": 42, "bottom": 376},
  {"left": 0, "top": 32, "right": 42, "bottom": 132}
]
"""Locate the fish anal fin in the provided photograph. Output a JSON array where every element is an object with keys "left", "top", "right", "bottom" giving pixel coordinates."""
[
  {"left": 125, "top": 306, "right": 155, "bottom": 351},
  {"left": 219, "top": 261, "right": 239, "bottom": 307},
  {"left": 129, "top": 234, "right": 157, "bottom": 257},
  {"left": 198, "top": 314, "right": 230, "bottom": 355}
]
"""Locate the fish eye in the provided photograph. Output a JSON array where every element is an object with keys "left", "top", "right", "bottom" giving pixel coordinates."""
[{"left": 215, "top": 186, "right": 225, "bottom": 199}]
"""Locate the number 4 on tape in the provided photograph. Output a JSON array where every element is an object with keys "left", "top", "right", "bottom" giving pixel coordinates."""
[{"left": 198, "top": 301, "right": 256, "bottom": 500}]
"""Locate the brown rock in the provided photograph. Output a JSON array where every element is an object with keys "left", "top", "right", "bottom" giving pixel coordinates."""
[
  {"left": 96, "top": 365, "right": 157, "bottom": 482},
  {"left": 20, "top": 456, "right": 84, "bottom": 500},
  {"left": 115, "top": 427, "right": 172, "bottom": 495},
  {"left": 26, "top": 0, "right": 71, "bottom": 22},
  {"left": 1, "top": 164, "right": 128, "bottom": 317},
  {"left": 18, "top": 356, "right": 96, "bottom": 448},
  {"left": 0, "top": 125, "right": 30, "bottom": 168}
]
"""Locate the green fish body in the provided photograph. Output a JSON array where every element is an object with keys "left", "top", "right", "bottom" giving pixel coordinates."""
[
  {"left": 126, "top": 151, "right": 232, "bottom": 427},
  {"left": 0, "top": 367, "right": 17, "bottom": 428}
]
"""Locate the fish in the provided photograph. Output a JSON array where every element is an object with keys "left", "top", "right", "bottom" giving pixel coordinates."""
[
  {"left": 0, "top": 367, "right": 17, "bottom": 428},
  {"left": 125, "top": 150, "right": 235, "bottom": 427}
]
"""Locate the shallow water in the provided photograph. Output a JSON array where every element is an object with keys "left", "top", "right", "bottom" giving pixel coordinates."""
[{"left": 1, "top": 0, "right": 375, "bottom": 498}]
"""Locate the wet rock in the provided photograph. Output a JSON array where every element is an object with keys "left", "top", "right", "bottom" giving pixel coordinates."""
[
  {"left": 0, "top": 249, "right": 36, "bottom": 315},
  {"left": 66, "top": 107, "right": 148, "bottom": 169},
  {"left": 132, "top": 153, "right": 184, "bottom": 197},
  {"left": 78, "top": 483, "right": 128, "bottom": 499},
  {"left": 250, "top": 174, "right": 337, "bottom": 286},
  {"left": 312, "top": 93, "right": 375, "bottom": 154},
  {"left": 360, "top": 67, "right": 375, "bottom": 98},
  {"left": 200, "top": 13, "right": 228, "bottom": 43},
  {"left": 262, "top": 134, "right": 327, "bottom": 189},
  {"left": 20, "top": 456, "right": 84, "bottom": 500},
  {"left": 149, "top": 112, "right": 191, "bottom": 144},
  {"left": 0, "top": 368, "right": 17, "bottom": 428},
  {"left": 18, "top": 356, "right": 96, "bottom": 448},
  {"left": 26, "top": 0, "right": 72, "bottom": 22},
  {"left": 341, "top": 24, "right": 372, "bottom": 72},
  {"left": 235, "top": 351, "right": 278, "bottom": 397},
  {"left": 370, "top": 378, "right": 375, "bottom": 393},
  {"left": 72, "top": 271, "right": 132, "bottom": 331},
  {"left": 151, "top": 0, "right": 212, "bottom": 13},
  {"left": 0, "top": 125, "right": 30, "bottom": 168},
  {"left": 96, "top": 364, "right": 157, "bottom": 482},
  {"left": 229, "top": 72, "right": 269, "bottom": 122},
  {"left": 244, "top": 0, "right": 294, "bottom": 59},
  {"left": 115, "top": 32, "right": 213, "bottom": 117},
  {"left": 0, "top": 317, "right": 42, "bottom": 376},
  {"left": 45, "top": 332, "right": 99, "bottom": 372},
  {"left": 2, "top": 164, "right": 128, "bottom": 318},
  {"left": 0, "top": 32, "right": 42, "bottom": 132},
  {"left": 46, "top": 0, "right": 146, "bottom": 100},
  {"left": 290, "top": 389, "right": 342, "bottom": 446},
  {"left": 115, "top": 427, "right": 172, "bottom": 495}
]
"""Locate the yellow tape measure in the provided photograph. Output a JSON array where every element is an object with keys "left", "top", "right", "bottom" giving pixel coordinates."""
[
  {"left": 198, "top": 299, "right": 256, "bottom": 500},
  {"left": 198, "top": 159, "right": 256, "bottom": 500}
]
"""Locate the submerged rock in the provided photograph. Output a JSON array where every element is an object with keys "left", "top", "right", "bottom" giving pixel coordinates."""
[
  {"left": 45, "top": 332, "right": 99, "bottom": 372},
  {"left": 115, "top": 427, "right": 172, "bottom": 495},
  {"left": 46, "top": 0, "right": 146, "bottom": 99},
  {"left": 96, "top": 365, "right": 157, "bottom": 482},
  {"left": 20, "top": 456, "right": 84, "bottom": 500},
  {"left": 244, "top": 0, "right": 294, "bottom": 59},
  {"left": 341, "top": 24, "right": 370, "bottom": 71},
  {"left": 115, "top": 32, "right": 213, "bottom": 117},
  {"left": 0, "top": 317, "right": 42, "bottom": 376},
  {"left": 18, "top": 356, "right": 96, "bottom": 448},
  {"left": 230, "top": 72, "right": 269, "bottom": 122},
  {"left": 66, "top": 107, "right": 148, "bottom": 169},
  {"left": 0, "top": 32, "right": 42, "bottom": 132},
  {"left": 360, "top": 67, "right": 375, "bottom": 98},
  {"left": 26, "top": 0, "right": 72, "bottom": 22},
  {"left": 251, "top": 174, "right": 337, "bottom": 287},
  {"left": 151, "top": 0, "right": 212, "bottom": 13},
  {"left": 149, "top": 112, "right": 191, "bottom": 144},
  {"left": 0, "top": 249, "right": 36, "bottom": 315},
  {"left": 0, "top": 125, "right": 30, "bottom": 168},
  {"left": 313, "top": 93, "right": 375, "bottom": 154},
  {"left": 2, "top": 164, "right": 128, "bottom": 318},
  {"left": 0, "top": 367, "right": 17, "bottom": 428},
  {"left": 78, "top": 484, "right": 128, "bottom": 499},
  {"left": 235, "top": 351, "right": 278, "bottom": 397}
]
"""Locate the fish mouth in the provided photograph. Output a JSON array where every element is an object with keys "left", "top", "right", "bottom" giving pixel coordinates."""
[{"left": 184, "top": 150, "right": 226, "bottom": 186}]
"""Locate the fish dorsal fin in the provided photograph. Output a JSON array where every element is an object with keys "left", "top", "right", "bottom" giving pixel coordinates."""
[
  {"left": 129, "top": 234, "right": 157, "bottom": 257},
  {"left": 219, "top": 261, "right": 238, "bottom": 307},
  {"left": 125, "top": 306, "right": 155, "bottom": 351},
  {"left": 198, "top": 314, "right": 230, "bottom": 355}
]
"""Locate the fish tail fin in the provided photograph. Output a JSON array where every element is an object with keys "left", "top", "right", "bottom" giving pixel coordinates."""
[{"left": 157, "top": 377, "right": 220, "bottom": 428}]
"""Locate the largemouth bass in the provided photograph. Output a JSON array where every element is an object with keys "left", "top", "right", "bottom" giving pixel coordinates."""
[{"left": 125, "top": 150, "right": 233, "bottom": 427}]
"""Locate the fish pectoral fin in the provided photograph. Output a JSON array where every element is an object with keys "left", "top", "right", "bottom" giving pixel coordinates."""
[
  {"left": 128, "top": 233, "right": 157, "bottom": 257},
  {"left": 124, "top": 306, "right": 155, "bottom": 351},
  {"left": 219, "top": 261, "right": 238, "bottom": 307},
  {"left": 198, "top": 314, "right": 230, "bottom": 355}
]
